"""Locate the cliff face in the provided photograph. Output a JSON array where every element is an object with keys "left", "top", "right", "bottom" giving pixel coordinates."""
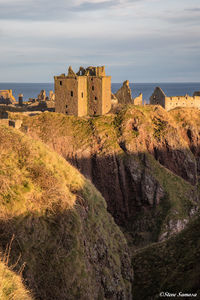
[
  {"left": 0, "top": 125, "right": 132, "bottom": 299},
  {"left": 16, "top": 105, "right": 200, "bottom": 247},
  {"left": 132, "top": 215, "right": 200, "bottom": 299}
]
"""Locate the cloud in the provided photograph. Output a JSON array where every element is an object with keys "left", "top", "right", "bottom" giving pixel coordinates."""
[
  {"left": 72, "top": 0, "right": 118, "bottom": 12},
  {"left": 0, "top": 0, "right": 200, "bottom": 82},
  {"left": 0, "top": 0, "right": 123, "bottom": 21}
]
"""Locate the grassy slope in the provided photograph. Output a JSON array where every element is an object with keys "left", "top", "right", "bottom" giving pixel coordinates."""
[
  {"left": 0, "top": 124, "right": 132, "bottom": 299},
  {"left": 0, "top": 260, "right": 32, "bottom": 300}
]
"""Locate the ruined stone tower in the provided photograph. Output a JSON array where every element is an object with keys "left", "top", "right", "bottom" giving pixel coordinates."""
[{"left": 54, "top": 66, "right": 111, "bottom": 116}]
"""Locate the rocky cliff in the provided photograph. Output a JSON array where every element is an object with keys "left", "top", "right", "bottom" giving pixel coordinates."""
[{"left": 11, "top": 105, "right": 200, "bottom": 249}]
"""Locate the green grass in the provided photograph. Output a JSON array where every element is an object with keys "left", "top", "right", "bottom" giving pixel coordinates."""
[
  {"left": 132, "top": 215, "right": 200, "bottom": 299},
  {"left": 0, "top": 259, "right": 32, "bottom": 300}
]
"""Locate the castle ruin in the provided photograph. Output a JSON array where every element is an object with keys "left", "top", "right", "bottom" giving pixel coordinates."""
[
  {"left": 150, "top": 87, "right": 200, "bottom": 111},
  {"left": 54, "top": 66, "right": 111, "bottom": 116},
  {"left": 114, "top": 80, "right": 143, "bottom": 106},
  {"left": 0, "top": 90, "right": 16, "bottom": 105}
]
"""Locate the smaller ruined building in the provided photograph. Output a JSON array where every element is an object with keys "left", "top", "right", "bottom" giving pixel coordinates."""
[
  {"left": 193, "top": 91, "right": 200, "bottom": 97},
  {"left": 54, "top": 66, "right": 111, "bottom": 116},
  {"left": 114, "top": 80, "right": 143, "bottom": 106},
  {"left": 150, "top": 87, "right": 200, "bottom": 111},
  {"left": 0, "top": 90, "right": 16, "bottom": 105}
]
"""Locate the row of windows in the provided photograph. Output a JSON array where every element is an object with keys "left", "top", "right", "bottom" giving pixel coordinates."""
[
  {"left": 64, "top": 91, "right": 97, "bottom": 100},
  {"left": 59, "top": 80, "right": 95, "bottom": 91}
]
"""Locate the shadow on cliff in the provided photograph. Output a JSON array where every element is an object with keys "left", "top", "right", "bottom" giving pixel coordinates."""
[
  {"left": 65, "top": 149, "right": 199, "bottom": 248},
  {"left": 0, "top": 186, "right": 133, "bottom": 300}
]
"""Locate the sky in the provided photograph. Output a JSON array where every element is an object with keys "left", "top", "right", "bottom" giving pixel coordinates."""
[{"left": 0, "top": 0, "right": 200, "bottom": 82}]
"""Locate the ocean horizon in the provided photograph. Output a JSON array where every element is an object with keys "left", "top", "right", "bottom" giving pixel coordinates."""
[{"left": 0, "top": 82, "right": 200, "bottom": 103}]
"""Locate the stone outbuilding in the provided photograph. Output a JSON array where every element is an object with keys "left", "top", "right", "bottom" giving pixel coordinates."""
[{"left": 150, "top": 87, "right": 200, "bottom": 111}]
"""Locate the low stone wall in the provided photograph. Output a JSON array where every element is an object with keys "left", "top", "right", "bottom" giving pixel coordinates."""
[{"left": 0, "top": 118, "right": 22, "bottom": 129}]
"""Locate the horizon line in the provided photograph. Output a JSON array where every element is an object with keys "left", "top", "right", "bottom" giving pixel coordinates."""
[{"left": 0, "top": 81, "right": 200, "bottom": 84}]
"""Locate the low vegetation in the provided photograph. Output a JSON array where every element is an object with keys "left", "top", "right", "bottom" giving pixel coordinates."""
[
  {"left": 0, "top": 124, "right": 132, "bottom": 299},
  {"left": 0, "top": 259, "right": 32, "bottom": 300},
  {"left": 132, "top": 215, "right": 200, "bottom": 299}
]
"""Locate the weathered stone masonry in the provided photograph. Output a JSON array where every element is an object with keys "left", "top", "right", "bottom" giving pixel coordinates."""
[
  {"left": 0, "top": 90, "right": 16, "bottom": 104},
  {"left": 150, "top": 87, "right": 200, "bottom": 111},
  {"left": 54, "top": 66, "right": 111, "bottom": 116}
]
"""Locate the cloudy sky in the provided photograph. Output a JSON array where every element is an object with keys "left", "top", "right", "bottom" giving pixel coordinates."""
[{"left": 0, "top": 0, "right": 200, "bottom": 82}]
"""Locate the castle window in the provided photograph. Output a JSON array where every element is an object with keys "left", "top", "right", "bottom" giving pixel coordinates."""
[
  {"left": 91, "top": 78, "right": 93, "bottom": 81},
  {"left": 81, "top": 92, "right": 84, "bottom": 98},
  {"left": 94, "top": 111, "right": 96, "bottom": 115},
  {"left": 66, "top": 105, "right": 68, "bottom": 108},
  {"left": 71, "top": 91, "right": 73, "bottom": 97},
  {"left": 92, "top": 86, "right": 94, "bottom": 91},
  {"left": 95, "top": 96, "right": 97, "bottom": 100},
  {"left": 66, "top": 111, "right": 68, "bottom": 114},
  {"left": 60, "top": 81, "right": 62, "bottom": 86}
]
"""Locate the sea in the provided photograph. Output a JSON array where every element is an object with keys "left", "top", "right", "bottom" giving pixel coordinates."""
[{"left": 0, "top": 82, "right": 200, "bottom": 103}]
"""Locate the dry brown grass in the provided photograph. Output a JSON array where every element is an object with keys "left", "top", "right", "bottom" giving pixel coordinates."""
[
  {"left": 0, "top": 124, "right": 85, "bottom": 219},
  {"left": 0, "top": 236, "right": 32, "bottom": 300}
]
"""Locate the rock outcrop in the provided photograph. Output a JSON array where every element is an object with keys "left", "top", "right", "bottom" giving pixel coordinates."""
[{"left": 115, "top": 80, "right": 132, "bottom": 104}]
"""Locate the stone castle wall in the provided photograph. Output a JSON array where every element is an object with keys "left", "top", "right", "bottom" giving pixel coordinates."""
[
  {"left": 78, "top": 77, "right": 88, "bottom": 116},
  {"left": 115, "top": 80, "right": 132, "bottom": 105},
  {"left": 149, "top": 87, "right": 200, "bottom": 111},
  {"left": 55, "top": 66, "right": 111, "bottom": 117},
  {"left": 150, "top": 87, "right": 166, "bottom": 108},
  {"left": 165, "top": 95, "right": 200, "bottom": 111},
  {"left": 102, "top": 76, "right": 111, "bottom": 114},
  {"left": 87, "top": 76, "right": 103, "bottom": 116},
  {"left": 55, "top": 76, "right": 79, "bottom": 116},
  {"left": 133, "top": 93, "right": 143, "bottom": 105}
]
